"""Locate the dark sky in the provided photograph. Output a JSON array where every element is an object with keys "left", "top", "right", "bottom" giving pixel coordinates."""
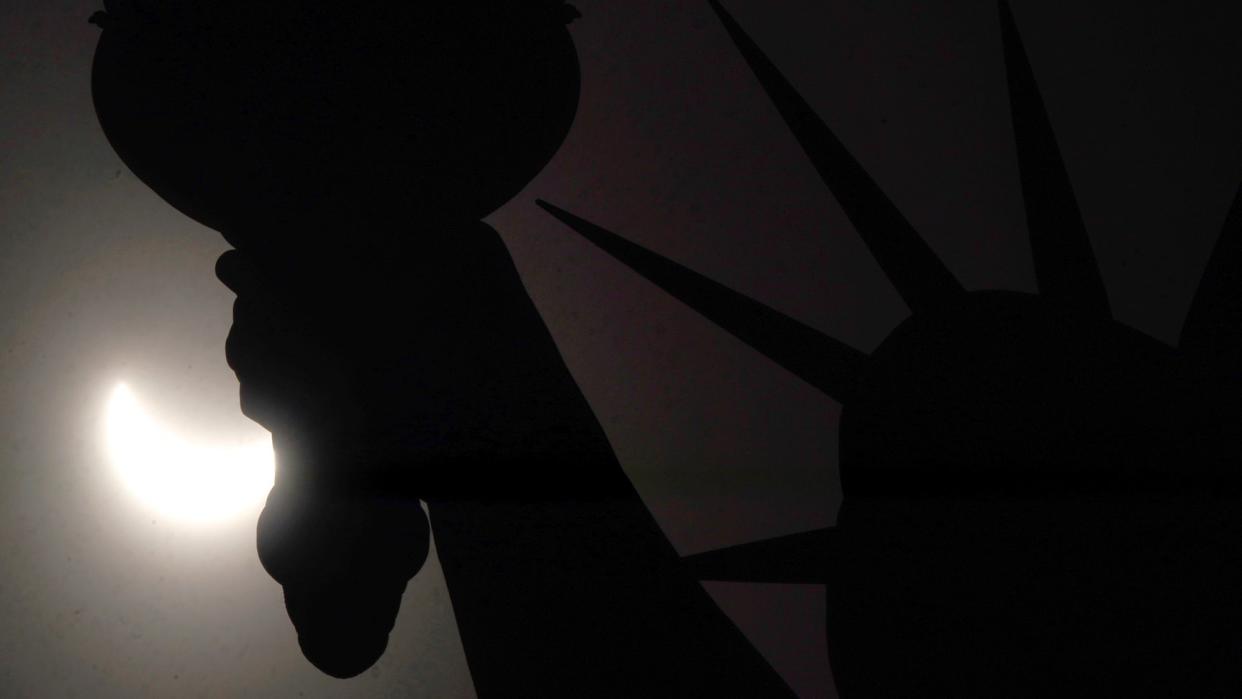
[{"left": 4, "top": 1, "right": 1242, "bottom": 696}]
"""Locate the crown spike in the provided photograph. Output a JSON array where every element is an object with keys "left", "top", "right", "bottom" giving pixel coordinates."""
[
  {"left": 538, "top": 201, "right": 867, "bottom": 404},
  {"left": 707, "top": 0, "right": 964, "bottom": 313},
  {"left": 681, "top": 528, "right": 835, "bottom": 583},
  {"left": 1179, "top": 179, "right": 1242, "bottom": 370},
  {"left": 999, "top": 0, "right": 1110, "bottom": 316}
]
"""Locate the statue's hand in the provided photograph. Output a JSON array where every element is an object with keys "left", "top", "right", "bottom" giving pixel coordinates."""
[
  {"left": 217, "top": 247, "right": 433, "bottom": 678},
  {"left": 256, "top": 485, "right": 430, "bottom": 679}
]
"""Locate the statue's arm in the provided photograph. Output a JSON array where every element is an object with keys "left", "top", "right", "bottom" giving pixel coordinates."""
[{"left": 417, "top": 226, "right": 793, "bottom": 696}]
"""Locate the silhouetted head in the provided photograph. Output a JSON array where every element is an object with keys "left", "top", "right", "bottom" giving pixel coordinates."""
[
  {"left": 540, "top": 3, "right": 1242, "bottom": 695},
  {"left": 90, "top": 0, "right": 582, "bottom": 240},
  {"left": 838, "top": 290, "right": 1198, "bottom": 498}
]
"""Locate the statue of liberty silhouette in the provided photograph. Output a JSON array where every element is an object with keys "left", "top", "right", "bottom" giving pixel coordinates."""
[{"left": 91, "top": 1, "right": 1242, "bottom": 695}]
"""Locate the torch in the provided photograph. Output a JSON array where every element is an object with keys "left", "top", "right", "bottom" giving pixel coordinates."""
[{"left": 90, "top": 0, "right": 582, "bottom": 677}]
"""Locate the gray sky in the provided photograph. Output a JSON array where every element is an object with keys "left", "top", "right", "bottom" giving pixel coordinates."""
[{"left": 4, "top": 0, "right": 1242, "bottom": 696}]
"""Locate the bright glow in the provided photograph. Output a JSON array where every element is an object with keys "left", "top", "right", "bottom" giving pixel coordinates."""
[{"left": 105, "top": 383, "right": 274, "bottom": 524}]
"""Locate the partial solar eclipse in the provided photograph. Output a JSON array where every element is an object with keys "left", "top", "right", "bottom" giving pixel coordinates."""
[{"left": 105, "top": 383, "right": 274, "bottom": 524}]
